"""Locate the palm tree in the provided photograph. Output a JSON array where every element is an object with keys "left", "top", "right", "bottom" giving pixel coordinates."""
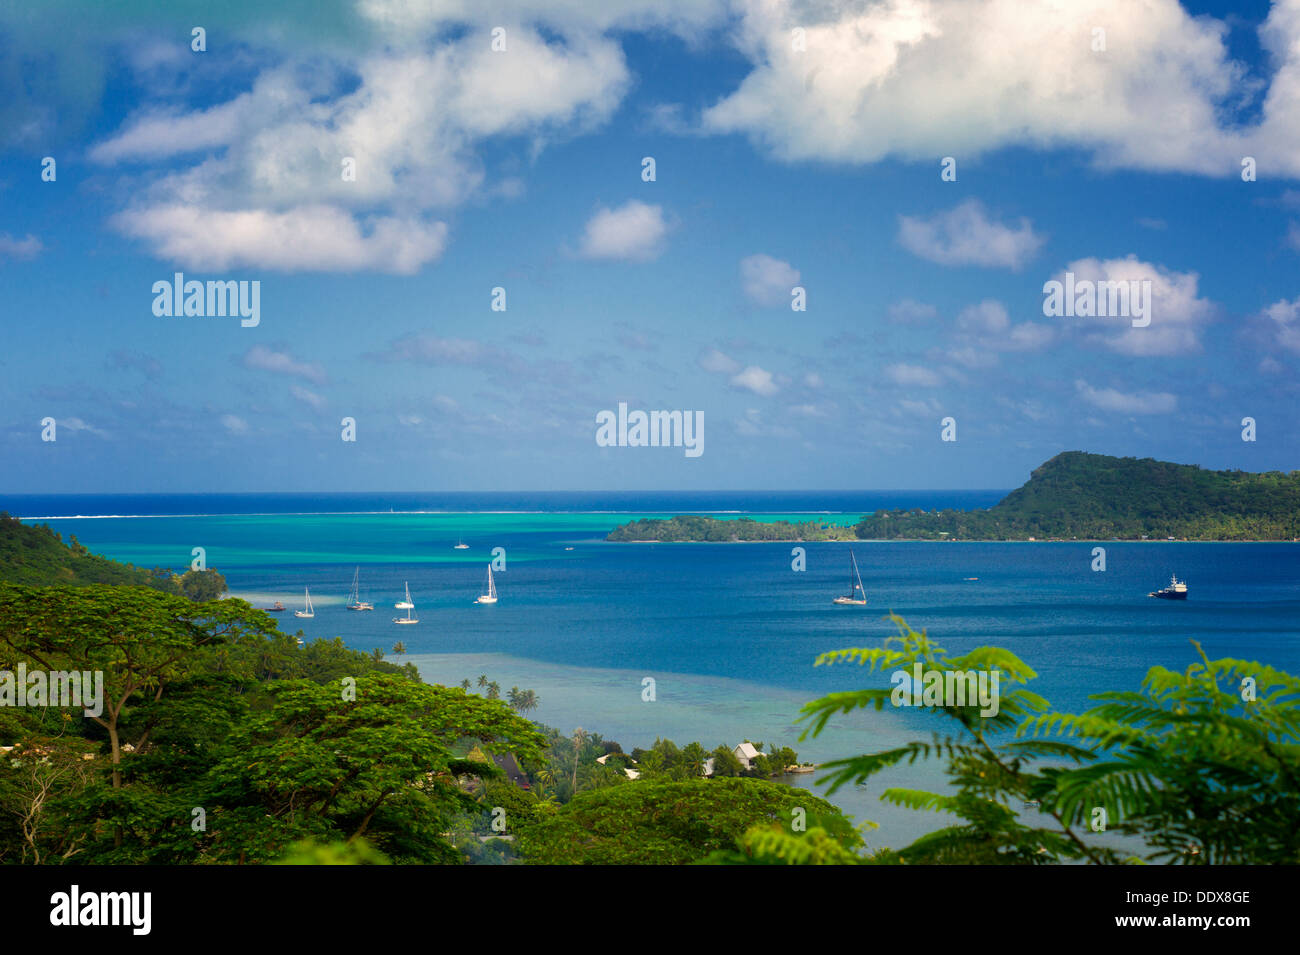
[
  {"left": 477, "top": 674, "right": 488, "bottom": 691},
  {"left": 459, "top": 678, "right": 471, "bottom": 691},
  {"left": 487, "top": 681, "right": 500, "bottom": 700},
  {"left": 507, "top": 686, "right": 521, "bottom": 710},
  {"left": 515, "top": 689, "right": 539, "bottom": 715},
  {"left": 392, "top": 641, "right": 406, "bottom": 655},
  {"left": 371, "top": 647, "right": 384, "bottom": 661},
  {"left": 571, "top": 727, "right": 588, "bottom": 795}
]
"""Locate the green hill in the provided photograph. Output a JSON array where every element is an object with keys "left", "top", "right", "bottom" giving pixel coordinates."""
[
  {"left": 854, "top": 452, "right": 1300, "bottom": 541},
  {"left": 0, "top": 511, "right": 168, "bottom": 586}
]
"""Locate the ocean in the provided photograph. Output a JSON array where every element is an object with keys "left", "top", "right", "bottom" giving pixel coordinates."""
[{"left": 10, "top": 491, "right": 1299, "bottom": 853}]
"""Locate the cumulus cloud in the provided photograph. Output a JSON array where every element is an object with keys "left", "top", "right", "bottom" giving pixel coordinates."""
[
  {"left": 699, "top": 0, "right": 1295, "bottom": 177},
  {"left": 114, "top": 204, "right": 448, "bottom": 274},
  {"left": 885, "top": 363, "right": 943, "bottom": 387},
  {"left": 739, "top": 253, "right": 800, "bottom": 306},
  {"left": 945, "top": 299, "right": 1055, "bottom": 366},
  {"left": 1047, "top": 255, "right": 1214, "bottom": 355},
  {"left": 1260, "top": 297, "right": 1300, "bottom": 353},
  {"left": 731, "top": 365, "right": 779, "bottom": 396},
  {"left": 0, "top": 233, "right": 42, "bottom": 259},
  {"left": 577, "top": 200, "right": 669, "bottom": 261},
  {"left": 898, "top": 201, "right": 1044, "bottom": 269},
  {"left": 699, "top": 348, "right": 741, "bottom": 374},
  {"left": 91, "top": 27, "right": 632, "bottom": 272},
  {"left": 220, "top": 414, "right": 249, "bottom": 433},
  {"left": 243, "top": 345, "right": 327, "bottom": 384},
  {"left": 1075, "top": 379, "right": 1177, "bottom": 414}
]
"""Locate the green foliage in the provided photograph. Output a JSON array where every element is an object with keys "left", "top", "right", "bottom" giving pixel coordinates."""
[
  {"left": 787, "top": 614, "right": 1300, "bottom": 865},
  {"left": 607, "top": 514, "right": 854, "bottom": 542},
  {"left": 176, "top": 568, "right": 227, "bottom": 602},
  {"left": 0, "top": 583, "right": 541, "bottom": 865},
  {"left": 854, "top": 451, "right": 1300, "bottom": 540},
  {"left": 274, "top": 837, "right": 391, "bottom": 865},
  {"left": 516, "top": 777, "right": 855, "bottom": 865},
  {"left": 0, "top": 512, "right": 175, "bottom": 588},
  {"left": 1020, "top": 646, "right": 1300, "bottom": 864}
]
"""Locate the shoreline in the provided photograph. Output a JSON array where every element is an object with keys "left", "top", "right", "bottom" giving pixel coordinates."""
[{"left": 610, "top": 537, "right": 1300, "bottom": 544}]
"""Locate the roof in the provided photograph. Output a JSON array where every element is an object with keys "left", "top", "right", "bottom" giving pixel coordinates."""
[{"left": 735, "top": 742, "right": 761, "bottom": 760}]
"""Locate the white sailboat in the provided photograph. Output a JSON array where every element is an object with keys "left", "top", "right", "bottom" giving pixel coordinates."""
[
  {"left": 832, "top": 552, "right": 868, "bottom": 605},
  {"left": 346, "top": 566, "right": 373, "bottom": 611},
  {"left": 454, "top": 536, "right": 469, "bottom": 550},
  {"left": 393, "top": 582, "right": 419, "bottom": 624},
  {"left": 475, "top": 565, "right": 498, "bottom": 604},
  {"left": 294, "top": 587, "right": 315, "bottom": 618}
]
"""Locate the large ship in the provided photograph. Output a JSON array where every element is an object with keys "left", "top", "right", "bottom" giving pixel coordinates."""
[{"left": 1148, "top": 575, "right": 1188, "bottom": 600}]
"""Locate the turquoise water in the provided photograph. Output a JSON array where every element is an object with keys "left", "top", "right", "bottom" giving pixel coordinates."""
[{"left": 20, "top": 507, "right": 1300, "bottom": 850}]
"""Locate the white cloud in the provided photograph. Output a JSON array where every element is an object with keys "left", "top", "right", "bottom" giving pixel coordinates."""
[
  {"left": 92, "top": 27, "right": 632, "bottom": 272},
  {"left": 731, "top": 365, "right": 779, "bottom": 396},
  {"left": 115, "top": 204, "right": 448, "bottom": 274},
  {"left": 699, "top": 348, "right": 741, "bottom": 374},
  {"left": 290, "top": 385, "right": 327, "bottom": 409},
  {"left": 956, "top": 300, "right": 1011, "bottom": 334},
  {"left": 1050, "top": 255, "right": 1214, "bottom": 355},
  {"left": 739, "top": 253, "right": 800, "bottom": 306},
  {"left": 220, "top": 414, "right": 249, "bottom": 433},
  {"left": 885, "top": 363, "right": 943, "bottom": 387},
  {"left": 243, "top": 345, "right": 327, "bottom": 384},
  {"left": 700, "top": 0, "right": 1284, "bottom": 177},
  {"left": 1260, "top": 297, "right": 1300, "bottom": 353},
  {"left": 1075, "top": 379, "right": 1177, "bottom": 415},
  {"left": 887, "top": 299, "right": 938, "bottom": 324},
  {"left": 898, "top": 201, "right": 1043, "bottom": 269},
  {"left": 577, "top": 200, "right": 668, "bottom": 261},
  {"left": 803, "top": 372, "right": 824, "bottom": 388},
  {"left": 0, "top": 233, "right": 42, "bottom": 259}
]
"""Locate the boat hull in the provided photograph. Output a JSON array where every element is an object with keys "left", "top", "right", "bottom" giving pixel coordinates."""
[
  {"left": 475, "top": 596, "right": 498, "bottom": 604},
  {"left": 832, "top": 597, "right": 867, "bottom": 605},
  {"left": 1149, "top": 591, "right": 1188, "bottom": 600}
]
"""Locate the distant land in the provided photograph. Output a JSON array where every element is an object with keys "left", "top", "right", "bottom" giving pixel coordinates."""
[
  {"left": 0, "top": 511, "right": 164, "bottom": 586},
  {"left": 607, "top": 452, "right": 1300, "bottom": 542}
]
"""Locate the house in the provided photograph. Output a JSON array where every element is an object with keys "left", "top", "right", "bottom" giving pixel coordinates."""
[
  {"left": 702, "top": 757, "right": 715, "bottom": 778},
  {"left": 734, "top": 742, "right": 761, "bottom": 770}
]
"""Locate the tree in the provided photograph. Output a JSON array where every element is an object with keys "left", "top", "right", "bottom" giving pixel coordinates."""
[
  {"left": 486, "top": 682, "right": 500, "bottom": 700},
  {"left": 0, "top": 584, "right": 279, "bottom": 851},
  {"left": 789, "top": 614, "right": 1300, "bottom": 865},
  {"left": 516, "top": 778, "right": 857, "bottom": 865},
  {"left": 392, "top": 642, "right": 406, "bottom": 656},
  {"left": 176, "top": 568, "right": 228, "bottom": 602},
  {"left": 709, "top": 745, "right": 743, "bottom": 778}
]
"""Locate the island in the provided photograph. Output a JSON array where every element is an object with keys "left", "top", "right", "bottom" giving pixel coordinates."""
[{"left": 606, "top": 452, "right": 1300, "bottom": 542}]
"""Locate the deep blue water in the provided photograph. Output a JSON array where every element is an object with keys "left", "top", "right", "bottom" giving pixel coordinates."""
[{"left": 3, "top": 489, "right": 1005, "bottom": 518}]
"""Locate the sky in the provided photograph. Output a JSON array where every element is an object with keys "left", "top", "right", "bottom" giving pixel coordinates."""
[{"left": 0, "top": 0, "right": 1297, "bottom": 493}]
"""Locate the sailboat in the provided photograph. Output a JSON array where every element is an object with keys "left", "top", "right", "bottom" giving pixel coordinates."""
[
  {"left": 475, "top": 565, "right": 498, "bottom": 604},
  {"left": 294, "top": 587, "right": 315, "bottom": 618},
  {"left": 346, "top": 567, "right": 373, "bottom": 611},
  {"left": 454, "top": 536, "right": 469, "bottom": 550},
  {"left": 393, "top": 582, "right": 419, "bottom": 624},
  {"left": 832, "top": 552, "right": 868, "bottom": 605}
]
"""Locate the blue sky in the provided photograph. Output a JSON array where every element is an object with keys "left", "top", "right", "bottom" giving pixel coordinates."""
[{"left": 0, "top": 0, "right": 1297, "bottom": 493}]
